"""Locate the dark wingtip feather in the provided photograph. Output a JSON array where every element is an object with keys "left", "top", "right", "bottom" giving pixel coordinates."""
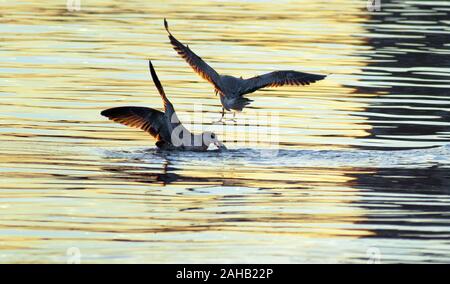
[
  {"left": 308, "top": 73, "right": 326, "bottom": 83},
  {"left": 101, "top": 107, "right": 131, "bottom": 119},
  {"left": 164, "top": 18, "right": 170, "bottom": 35},
  {"left": 101, "top": 108, "right": 112, "bottom": 117},
  {"left": 148, "top": 60, "right": 163, "bottom": 93}
]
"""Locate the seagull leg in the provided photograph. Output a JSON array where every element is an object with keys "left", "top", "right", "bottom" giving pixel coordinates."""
[
  {"left": 224, "top": 111, "right": 237, "bottom": 123},
  {"left": 230, "top": 112, "right": 237, "bottom": 123},
  {"left": 213, "top": 107, "right": 225, "bottom": 124}
]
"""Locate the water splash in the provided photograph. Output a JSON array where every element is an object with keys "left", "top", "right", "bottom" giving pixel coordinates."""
[{"left": 99, "top": 144, "right": 450, "bottom": 169}]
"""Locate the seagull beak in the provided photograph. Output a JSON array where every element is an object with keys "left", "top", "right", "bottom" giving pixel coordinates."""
[{"left": 214, "top": 140, "right": 227, "bottom": 150}]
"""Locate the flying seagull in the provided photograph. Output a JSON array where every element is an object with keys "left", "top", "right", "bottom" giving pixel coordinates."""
[
  {"left": 101, "top": 61, "right": 226, "bottom": 151},
  {"left": 164, "top": 18, "right": 327, "bottom": 121}
]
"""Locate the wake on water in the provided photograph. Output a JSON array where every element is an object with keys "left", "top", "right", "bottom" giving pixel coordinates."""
[{"left": 98, "top": 145, "right": 450, "bottom": 169}]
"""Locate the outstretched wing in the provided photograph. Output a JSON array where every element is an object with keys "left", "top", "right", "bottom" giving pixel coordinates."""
[
  {"left": 164, "top": 19, "right": 223, "bottom": 93},
  {"left": 101, "top": 106, "right": 169, "bottom": 141},
  {"left": 240, "top": 70, "right": 326, "bottom": 95},
  {"left": 148, "top": 60, "right": 173, "bottom": 113}
]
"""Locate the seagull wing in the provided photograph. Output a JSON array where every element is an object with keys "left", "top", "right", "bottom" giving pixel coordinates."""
[
  {"left": 101, "top": 106, "right": 170, "bottom": 142},
  {"left": 148, "top": 60, "right": 174, "bottom": 113},
  {"left": 164, "top": 19, "right": 224, "bottom": 94},
  {"left": 240, "top": 70, "right": 326, "bottom": 95}
]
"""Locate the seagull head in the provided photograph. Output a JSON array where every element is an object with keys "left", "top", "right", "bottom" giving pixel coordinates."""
[{"left": 202, "top": 131, "right": 227, "bottom": 150}]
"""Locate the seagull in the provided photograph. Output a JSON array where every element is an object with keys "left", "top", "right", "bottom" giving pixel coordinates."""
[
  {"left": 101, "top": 61, "right": 226, "bottom": 151},
  {"left": 164, "top": 18, "right": 327, "bottom": 122}
]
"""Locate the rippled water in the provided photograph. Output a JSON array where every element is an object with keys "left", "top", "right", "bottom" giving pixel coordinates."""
[{"left": 1, "top": 0, "right": 450, "bottom": 263}]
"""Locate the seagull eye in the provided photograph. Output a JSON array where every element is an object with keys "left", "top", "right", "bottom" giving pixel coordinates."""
[{"left": 211, "top": 134, "right": 215, "bottom": 139}]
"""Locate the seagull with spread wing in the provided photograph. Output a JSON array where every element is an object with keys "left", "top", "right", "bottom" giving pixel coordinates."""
[
  {"left": 164, "top": 18, "right": 327, "bottom": 122},
  {"left": 101, "top": 61, "right": 226, "bottom": 151}
]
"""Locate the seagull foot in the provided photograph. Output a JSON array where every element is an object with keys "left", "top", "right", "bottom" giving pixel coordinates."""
[{"left": 212, "top": 119, "right": 225, "bottom": 125}]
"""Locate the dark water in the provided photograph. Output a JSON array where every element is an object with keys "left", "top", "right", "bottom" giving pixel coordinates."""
[{"left": 0, "top": 0, "right": 449, "bottom": 263}]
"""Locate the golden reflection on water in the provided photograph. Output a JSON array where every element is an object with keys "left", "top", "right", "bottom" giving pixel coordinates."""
[
  {"left": 2, "top": 0, "right": 449, "bottom": 263},
  {"left": 1, "top": 0, "right": 373, "bottom": 149}
]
